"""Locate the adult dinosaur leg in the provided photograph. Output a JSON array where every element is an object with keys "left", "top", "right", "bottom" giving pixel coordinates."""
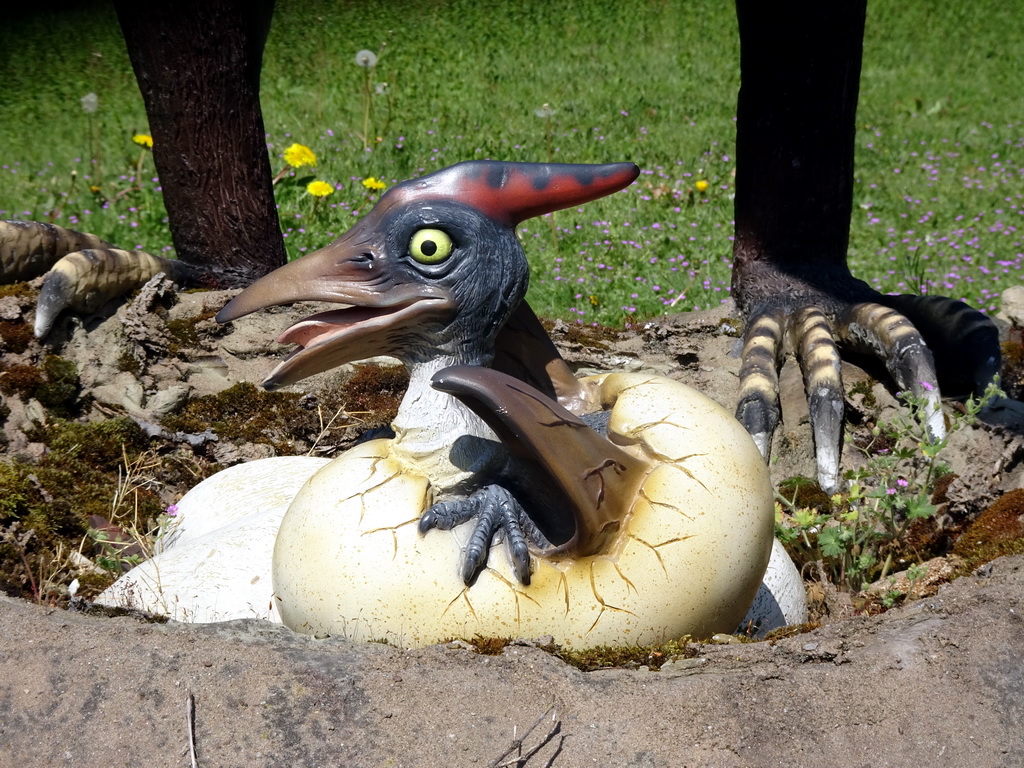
[
  {"left": 731, "top": 0, "right": 998, "bottom": 492},
  {"left": 113, "top": 0, "right": 285, "bottom": 287}
]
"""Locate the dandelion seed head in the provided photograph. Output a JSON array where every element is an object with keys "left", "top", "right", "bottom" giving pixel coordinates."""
[{"left": 355, "top": 49, "right": 378, "bottom": 68}]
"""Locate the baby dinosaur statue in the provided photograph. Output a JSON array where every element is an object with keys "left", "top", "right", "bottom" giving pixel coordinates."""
[{"left": 96, "top": 160, "right": 805, "bottom": 646}]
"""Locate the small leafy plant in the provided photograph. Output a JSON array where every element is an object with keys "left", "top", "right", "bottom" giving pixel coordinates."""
[{"left": 776, "top": 380, "right": 1002, "bottom": 593}]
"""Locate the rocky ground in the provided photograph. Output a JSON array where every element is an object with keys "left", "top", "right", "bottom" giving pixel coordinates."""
[{"left": 1, "top": 281, "right": 1024, "bottom": 766}]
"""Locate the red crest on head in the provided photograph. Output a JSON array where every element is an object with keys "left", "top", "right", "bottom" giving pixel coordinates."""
[{"left": 384, "top": 161, "right": 640, "bottom": 226}]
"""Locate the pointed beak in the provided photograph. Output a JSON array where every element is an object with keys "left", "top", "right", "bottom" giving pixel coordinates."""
[
  {"left": 215, "top": 227, "right": 378, "bottom": 323},
  {"left": 215, "top": 221, "right": 454, "bottom": 390}
]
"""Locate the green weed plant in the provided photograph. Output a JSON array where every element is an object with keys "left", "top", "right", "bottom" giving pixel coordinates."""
[{"left": 776, "top": 380, "right": 1003, "bottom": 592}]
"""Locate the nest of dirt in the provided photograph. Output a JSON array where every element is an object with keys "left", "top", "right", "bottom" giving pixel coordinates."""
[{"left": 1, "top": 282, "right": 1024, "bottom": 624}]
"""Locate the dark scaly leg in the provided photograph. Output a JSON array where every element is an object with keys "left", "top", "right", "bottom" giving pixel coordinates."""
[
  {"left": 114, "top": 0, "right": 285, "bottom": 284},
  {"left": 1, "top": 2, "right": 287, "bottom": 336},
  {"left": 730, "top": 1, "right": 998, "bottom": 488}
]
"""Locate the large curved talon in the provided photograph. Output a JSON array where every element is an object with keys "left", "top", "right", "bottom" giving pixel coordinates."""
[
  {"left": 420, "top": 484, "right": 542, "bottom": 585},
  {"left": 35, "top": 247, "right": 195, "bottom": 338},
  {"left": 791, "top": 307, "right": 844, "bottom": 494},
  {"left": 0, "top": 220, "right": 197, "bottom": 338},
  {"left": 879, "top": 294, "right": 1000, "bottom": 397},
  {"left": 837, "top": 301, "right": 943, "bottom": 440},
  {"left": 0, "top": 220, "right": 112, "bottom": 282},
  {"left": 735, "top": 308, "right": 785, "bottom": 459}
]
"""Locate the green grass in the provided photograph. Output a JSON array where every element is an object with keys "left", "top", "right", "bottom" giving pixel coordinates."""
[{"left": 0, "top": 0, "right": 1020, "bottom": 325}]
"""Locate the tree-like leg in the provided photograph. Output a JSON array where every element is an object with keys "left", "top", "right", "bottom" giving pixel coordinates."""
[{"left": 113, "top": 0, "right": 286, "bottom": 286}]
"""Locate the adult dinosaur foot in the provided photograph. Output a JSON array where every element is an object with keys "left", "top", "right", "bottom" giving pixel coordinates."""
[
  {"left": 419, "top": 485, "right": 551, "bottom": 586},
  {"left": 735, "top": 291, "right": 1000, "bottom": 494},
  {"left": 0, "top": 220, "right": 196, "bottom": 337}
]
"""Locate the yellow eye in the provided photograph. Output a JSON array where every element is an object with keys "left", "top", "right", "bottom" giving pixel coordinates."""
[{"left": 409, "top": 228, "right": 453, "bottom": 264}]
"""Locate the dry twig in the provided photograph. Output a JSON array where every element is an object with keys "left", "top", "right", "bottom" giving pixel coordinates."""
[
  {"left": 186, "top": 689, "right": 199, "bottom": 768},
  {"left": 487, "top": 702, "right": 562, "bottom": 768}
]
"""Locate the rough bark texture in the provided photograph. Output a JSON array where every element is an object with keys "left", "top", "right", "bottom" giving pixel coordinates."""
[
  {"left": 731, "top": 1, "right": 871, "bottom": 316},
  {"left": 114, "top": 0, "right": 285, "bottom": 287}
]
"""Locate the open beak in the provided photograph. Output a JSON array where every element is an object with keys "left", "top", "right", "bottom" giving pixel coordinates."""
[{"left": 216, "top": 223, "right": 454, "bottom": 390}]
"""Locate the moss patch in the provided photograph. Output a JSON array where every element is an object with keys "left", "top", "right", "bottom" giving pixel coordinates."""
[
  {"left": 0, "top": 362, "right": 44, "bottom": 397},
  {"left": 29, "top": 417, "right": 150, "bottom": 472},
  {"left": 0, "top": 355, "right": 81, "bottom": 416},
  {"left": 342, "top": 364, "right": 409, "bottom": 429},
  {"left": 162, "top": 382, "right": 312, "bottom": 451},
  {"left": 551, "top": 636, "right": 697, "bottom": 671},
  {"left": 716, "top": 316, "right": 743, "bottom": 337},
  {"left": 0, "top": 319, "right": 34, "bottom": 354},
  {"left": 778, "top": 476, "right": 833, "bottom": 513},
  {"left": 162, "top": 366, "right": 409, "bottom": 454},
  {"left": 452, "top": 633, "right": 699, "bottom": 671},
  {"left": 952, "top": 488, "right": 1024, "bottom": 571},
  {"left": 1001, "top": 327, "right": 1024, "bottom": 401},
  {"left": 165, "top": 309, "right": 218, "bottom": 355},
  {"left": 1, "top": 417, "right": 164, "bottom": 602},
  {"left": 36, "top": 356, "right": 81, "bottom": 413},
  {"left": 847, "top": 377, "right": 879, "bottom": 409},
  {"left": 0, "top": 281, "right": 34, "bottom": 300}
]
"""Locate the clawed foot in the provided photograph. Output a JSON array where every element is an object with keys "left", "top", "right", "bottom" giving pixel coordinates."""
[
  {"left": 736, "top": 291, "right": 999, "bottom": 494},
  {"left": 418, "top": 484, "right": 551, "bottom": 585},
  {"left": 0, "top": 220, "right": 194, "bottom": 337}
]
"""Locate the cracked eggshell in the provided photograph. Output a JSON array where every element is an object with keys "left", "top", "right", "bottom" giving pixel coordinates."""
[
  {"left": 739, "top": 538, "right": 808, "bottom": 637},
  {"left": 96, "top": 455, "right": 329, "bottom": 623},
  {"left": 273, "top": 373, "right": 775, "bottom": 648}
]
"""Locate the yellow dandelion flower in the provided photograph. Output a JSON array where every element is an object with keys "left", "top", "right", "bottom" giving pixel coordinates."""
[
  {"left": 362, "top": 177, "right": 386, "bottom": 192},
  {"left": 89, "top": 185, "right": 101, "bottom": 194},
  {"left": 132, "top": 134, "right": 154, "bottom": 149},
  {"left": 695, "top": 179, "right": 709, "bottom": 193},
  {"left": 306, "top": 180, "right": 334, "bottom": 198},
  {"left": 283, "top": 143, "right": 317, "bottom": 168}
]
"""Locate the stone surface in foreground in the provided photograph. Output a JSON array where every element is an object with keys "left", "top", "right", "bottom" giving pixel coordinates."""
[{"left": 1, "top": 556, "right": 1022, "bottom": 767}]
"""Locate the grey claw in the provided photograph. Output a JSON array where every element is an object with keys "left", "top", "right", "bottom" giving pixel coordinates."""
[
  {"left": 791, "top": 307, "right": 844, "bottom": 495},
  {"left": 736, "top": 308, "right": 785, "bottom": 460},
  {"left": 420, "top": 485, "right": 536, "bottom": 586}
]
